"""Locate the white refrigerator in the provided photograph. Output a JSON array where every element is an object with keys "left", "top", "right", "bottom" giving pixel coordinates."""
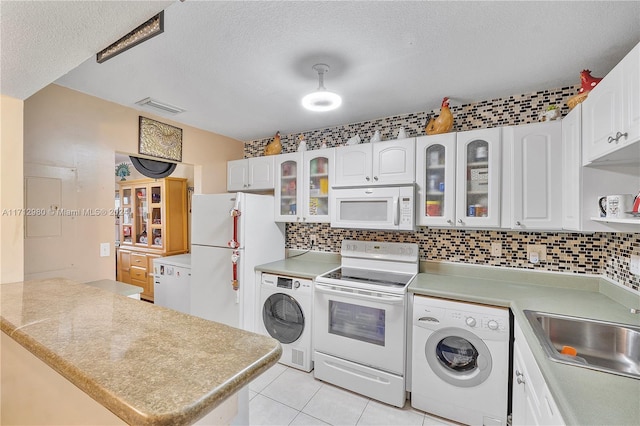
[{"left": 191, "top": 193, "right": 285, "bottom": 331}]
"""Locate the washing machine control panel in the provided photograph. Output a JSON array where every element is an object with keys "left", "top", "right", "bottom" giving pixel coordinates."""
[
  {"left": 449, "top": 312, "right": 507, "bottom": 333},
  {"left": 262, "top": 273, "right": 312, "bottom": 293}
]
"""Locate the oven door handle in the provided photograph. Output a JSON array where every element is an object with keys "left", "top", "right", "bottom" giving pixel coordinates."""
[{"left": 315, "top": 283, "right": 405, "bottom": 305}]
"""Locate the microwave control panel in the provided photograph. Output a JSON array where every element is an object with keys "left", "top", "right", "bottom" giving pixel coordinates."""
[{"left": 400, "top": 196, "right": 413, "bottom": 226}]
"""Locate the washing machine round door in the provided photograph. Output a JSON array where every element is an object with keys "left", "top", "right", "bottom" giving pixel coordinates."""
[
  {"left": 425, "top": 327, "right": 492, "bottom": 387},
  {"left": 262, "top": 293, "right": 305, "bottom": 344}
]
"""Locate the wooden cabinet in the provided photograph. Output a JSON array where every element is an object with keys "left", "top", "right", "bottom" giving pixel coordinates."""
[
  {"left": 455, "top": 128, "right": 502, "bottom": 228},
  {"left": 333, "top": 138, "right": 415, "bottom": 187},
  {"left": 227, "top": 156, "right": 275, "bottom": 192},
  {"left": 503, "top": 121, "right": 563, "bottom": 230},
  {"left": 582, "top": 42, "right": 640, "bottom": 165},
  {"left": 117, "top": 177, "right": 188, "bottom": 301},
  {"left": 512, "top": 323, "right": 565, "bottom": 426},
  {"left": 275, "top": 149, "right": 334, "bottom": 223}
]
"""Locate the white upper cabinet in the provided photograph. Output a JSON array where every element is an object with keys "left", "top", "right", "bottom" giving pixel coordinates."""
[
  {"left": 503, "top": 121, "right": 563, "bottom": 230},
  {"left": 455, "top": 128, "right": 502, "bottom": 228},
  {"left": 227, "top": 156, "right": 275, "bottom": 192},
  {"left": 582, "top": 42, "right": 640, "bottom": 165},
  {"left": 561, "top": 105, "right": 582, "bottom": 231},
  {"left": 415, "top": 133, "right": 457, "bottom": 227},
  {"left": 333, "top": 138, "right": 415, "bottom": 187},
  {"left": 275, "top": 149, "right": 335, "bottom": 223}
]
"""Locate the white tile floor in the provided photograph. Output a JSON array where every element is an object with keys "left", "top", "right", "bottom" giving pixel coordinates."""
[{"left": 248, "top": 363, "right": 457, "bottom": 426}]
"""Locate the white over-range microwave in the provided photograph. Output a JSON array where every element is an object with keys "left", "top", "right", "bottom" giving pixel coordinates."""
[{"left": 330, "top": 185, "right": 415, "bottom": 231}]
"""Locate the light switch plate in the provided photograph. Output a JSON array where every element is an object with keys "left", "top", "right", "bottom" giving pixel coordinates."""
[
  {"left": 630, "top": 255, "right": 640, "bottom": 275},
  {"left": 526, "top": 244, "right": 547, "bottom": 262},
  {"left": 100, "top": 242, "right": 110, "bottom": 257},
  {"left": 491, "top": 242, "right": 502, "bottom": 257}
]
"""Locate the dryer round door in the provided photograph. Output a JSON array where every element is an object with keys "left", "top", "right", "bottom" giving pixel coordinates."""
[
  {"left": 262, "top": 293, "right": 305, "bottom": 344},
  {"left": 424, "top": 327, "right": 492, "bottom": 387}
]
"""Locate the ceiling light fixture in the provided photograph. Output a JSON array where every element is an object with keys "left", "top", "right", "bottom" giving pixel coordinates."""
[
  {"left": 97, "top": 11, "right": 164, "bottom": 63},
  {"left": 135, "top": 97, "right": 186, "bottom": 115},
  {"left": 302, "top": 64, "right": 342, "bottom": 112}
]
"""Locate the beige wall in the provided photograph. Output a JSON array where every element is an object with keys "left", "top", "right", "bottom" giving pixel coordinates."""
[
  {"left": 0, "top": 95, "right": 25, "bottom": 284},
  {"left": 23, "top": 84, "right": 243, "bottom": 282}
]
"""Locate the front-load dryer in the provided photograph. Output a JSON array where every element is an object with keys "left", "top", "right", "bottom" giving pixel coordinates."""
[
  {"left": 411, "top": 295, "right": 510, "bottom": 426},
  {"left": 257, "top": 273, "right": 313, "bottom": 372}
]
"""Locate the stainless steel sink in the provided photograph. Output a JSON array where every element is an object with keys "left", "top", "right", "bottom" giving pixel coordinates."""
[{"left": 524, "top": 310, "right": 640, "bottom": 379}]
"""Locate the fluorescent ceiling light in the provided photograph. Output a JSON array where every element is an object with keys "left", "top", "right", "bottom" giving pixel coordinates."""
[
  {"left": 302, "top": 64, "right": 342, "bottom": 112},
  {"left": 97, "top": 12, "right": 164, "bottom": 63},
  {"left": 135, "top": 97, "right": 186, "bottom": 115}
]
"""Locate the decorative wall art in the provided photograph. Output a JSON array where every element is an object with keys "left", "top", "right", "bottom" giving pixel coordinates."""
[{"left": 138, "top": 116, "right": 183, "bottom": 162}]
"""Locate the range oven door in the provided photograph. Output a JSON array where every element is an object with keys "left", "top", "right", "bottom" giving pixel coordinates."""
[{"left": 313, "top": 281, "right": 406, "bottom": 375}]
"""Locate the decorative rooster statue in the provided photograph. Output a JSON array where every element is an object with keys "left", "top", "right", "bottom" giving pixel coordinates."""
[
  {"left": 425, "top": 97, "right": 454, "bottom": 135},
  {"left": 264, "top": 131, "right": 282, "bottom": 156},
  {"left": 578, "top": 69, "right": 603, "bottom": 94},
  {"left": 567, "top": 69, "right": 603, "bottom": 109}
]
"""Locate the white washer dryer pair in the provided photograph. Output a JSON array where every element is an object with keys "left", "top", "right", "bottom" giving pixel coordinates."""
[
  {"left": 257, "top": 273, "right": 313, "bottom": 372},
  {"left": 411, "top": 295, "right": 511, "bottom": 426}
]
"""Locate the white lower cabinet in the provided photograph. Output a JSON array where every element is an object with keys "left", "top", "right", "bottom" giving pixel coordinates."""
[
  {"left": 512, "top": 323, "right": 565, "bottom": 426},
  {"left": 502, "top": 121, "right": 563, "bottom": 230}
]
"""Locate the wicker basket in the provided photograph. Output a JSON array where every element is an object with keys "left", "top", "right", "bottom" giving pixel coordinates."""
[{"left": 567, "top": 92, "right": 588, "bottom": 110}]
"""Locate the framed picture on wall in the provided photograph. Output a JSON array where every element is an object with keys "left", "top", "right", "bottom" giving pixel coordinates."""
[{"left": 138, "top": 116, "right": 183, "bottom": 162}]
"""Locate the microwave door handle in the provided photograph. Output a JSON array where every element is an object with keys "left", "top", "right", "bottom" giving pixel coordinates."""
[
  {"left": 393, "top": 196, "right": 399, "bottom": 226},
  {"left": 315, "top": 283, "right": 404, "bottom": 305}
]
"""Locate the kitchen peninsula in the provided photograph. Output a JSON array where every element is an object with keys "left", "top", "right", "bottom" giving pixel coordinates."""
[{"left": 0, "top": 278, "right": 281, "bottom": 425}]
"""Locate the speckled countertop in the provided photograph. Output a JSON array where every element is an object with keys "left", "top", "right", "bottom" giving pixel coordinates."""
[
  {"left": 411, "top": 262, "right": 640, "bottom": 426},
  {"left": 84, "top": 279, "right": 142, "bottom": 297},
  {"left": 0, "top": 278, "right": 282, "bottom": 425},
  {"left": 255, "top": 250, "right": 340, "bottom": 279}
]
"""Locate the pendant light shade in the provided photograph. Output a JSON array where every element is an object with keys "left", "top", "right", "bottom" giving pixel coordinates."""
[{"left": 302, "top": 64, "right": 342, "bottom": 112}]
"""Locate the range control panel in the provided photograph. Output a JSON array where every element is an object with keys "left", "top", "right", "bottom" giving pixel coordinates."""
[{"left": 341, "top": 239, "right": 418, "bottom": 261}]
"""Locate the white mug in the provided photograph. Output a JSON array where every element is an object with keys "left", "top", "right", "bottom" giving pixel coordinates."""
[{"left": 605, "top": 194, "right": 634, "bottom": 218}]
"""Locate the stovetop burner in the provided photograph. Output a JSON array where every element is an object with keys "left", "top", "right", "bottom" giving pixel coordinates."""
[{"left": 321, "top": 267, "right": 414, "bottom": 289}]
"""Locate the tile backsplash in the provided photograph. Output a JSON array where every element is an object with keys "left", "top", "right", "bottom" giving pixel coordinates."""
[{"left": 245, "top": 85, "right": 640, "bottom": 293}]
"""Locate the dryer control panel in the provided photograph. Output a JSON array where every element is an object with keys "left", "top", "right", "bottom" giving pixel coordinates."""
[{"left": 262, "top": 273, "right": 313, "bottom": 294}]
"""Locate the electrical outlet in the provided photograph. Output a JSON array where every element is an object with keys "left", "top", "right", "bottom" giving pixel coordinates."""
[
  {"left": 491, "top": 242, "right": 502, "bottom": 257},
  {"left": 100, "top": 242, "right": 110, "bottom": 257},
  {"left": 309, "top": 234, "right": 317, "bottom": 247},
  {"left": 526, "top": 244, "right": 547, "bottom": 262},
  {"left": 630, "top": 255, "right": 640, "bottom": 275}
]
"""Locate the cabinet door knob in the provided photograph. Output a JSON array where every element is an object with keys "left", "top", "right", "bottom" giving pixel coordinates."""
[
  {"left": 365, "top": 176, "right": 371, "bottom": 181},
  {"left": 457, "top": 219, "right": 464, "bottom": 224},
  {"left": 515, "top": 370, "right": 525, "bottom": 384},
  {"left": 516, "top": 221, "right": 522, "bottom": 226},
  {"left": 373, "top": 176, "right": 379, "bottom": 181},
  {"left": 447, "top": 219, "right": 454, "bottom": 225},
  {"left": 608, "top": 136, "right": 616, "bottom": 144},
  {"left": 615, "top": 131, "right": 628, "bottom": 141}
]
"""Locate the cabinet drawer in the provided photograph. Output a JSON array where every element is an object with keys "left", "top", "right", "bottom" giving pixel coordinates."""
[
  {"left": 131, "top": 253, "right": 147, "bottom": 268},
  {"left": 130, "top": 266, "right": 147, "bottom": 281}
]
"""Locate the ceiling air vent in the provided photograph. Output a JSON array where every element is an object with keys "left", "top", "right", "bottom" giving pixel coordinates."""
[{"left": 135, "top": 97, "right": 185, "bottom": 115}]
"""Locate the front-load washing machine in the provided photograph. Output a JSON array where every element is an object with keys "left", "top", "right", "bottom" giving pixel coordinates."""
[
  {"left": 257, "top": 273, "right": 313, "bottom": 372},
  {"left": 411, "top": 295, "right": 510, "bottom": 426}
]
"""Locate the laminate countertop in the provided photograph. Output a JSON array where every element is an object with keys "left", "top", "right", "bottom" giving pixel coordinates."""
[
  {"left": 410, "top": 262, "right": 640, "bottom": 426},
  {"left": 0, "top": 278, "right": 282, "bottom": 425}
]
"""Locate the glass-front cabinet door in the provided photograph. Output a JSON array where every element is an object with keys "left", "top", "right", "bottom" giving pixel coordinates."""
[
  {"left": 303, "top": 148, "right": 334, "bottom": 223},
  {"left": 121, "top": 187, "right": 133, "bottom": 244},
  {"left": 455, "top": 127, "right": 501, "bottom": 228},
  {"left": 275, "top": 153, "right": 302, "bottom": 222},
  {"left": 416, "top": 134, "right": 456, "bottom": 226},
  {"left": 149, "top": 183, "right": 163, "bottom": 247},
  {"left": 134, "top": 185, "right": 149, "bottom": 246}
]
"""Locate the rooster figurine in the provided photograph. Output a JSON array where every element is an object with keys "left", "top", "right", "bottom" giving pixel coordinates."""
[
  {"left": 567, "top": 69, "right": 603, "bottom": 109},
  {"left": 425, "top": 97, "right": 454, "bottom": 135},
  {"left": 578, "top": 69, "right": 603, "bottom": 94},
  {"left": 264, "top": 131, "right": 282, "bottom": 156}
]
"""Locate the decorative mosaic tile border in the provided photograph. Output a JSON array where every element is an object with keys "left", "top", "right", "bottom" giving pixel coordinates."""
[{"left": 245, "top": 85, "right": 640, "bottom": 293}]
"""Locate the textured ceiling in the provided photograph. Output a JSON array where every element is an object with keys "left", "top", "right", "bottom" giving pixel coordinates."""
[{"left": 4, "top": 1, "right": 640, "bottom": 142}]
